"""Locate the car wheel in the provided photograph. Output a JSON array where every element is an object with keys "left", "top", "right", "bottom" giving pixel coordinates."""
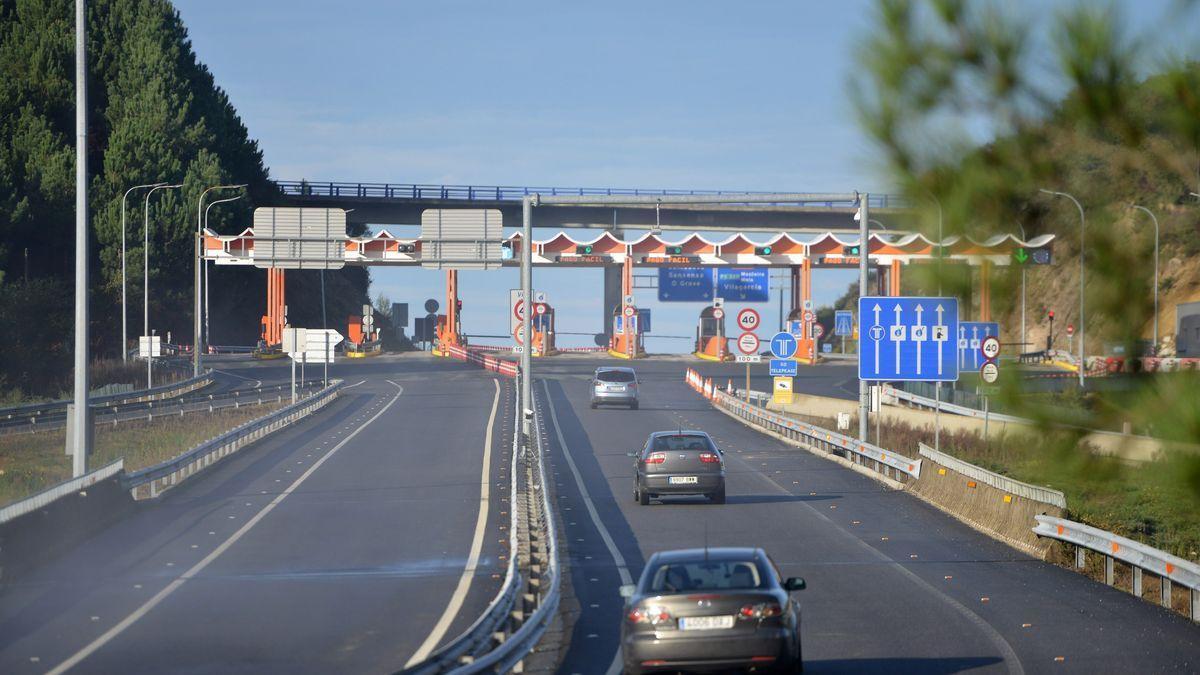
[
  {"left": 710, "top": 486, "right": 726, "bottom": 504},
  {"left": 590, "top": 401, "right": 598, "bottom": 409},
  {"left": 639, "top": 488, "right": 650, "bottom": 506}
]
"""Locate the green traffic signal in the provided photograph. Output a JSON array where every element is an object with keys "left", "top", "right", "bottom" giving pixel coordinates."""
[
  {"left": 576, "top": 244, "right": 593, "bottom": 255},
  {"left": 666, "top": 245, "right": 684, "bottom": 255},
  {"left": 755, "top": 246, "right": 773, "bottom": 255}
]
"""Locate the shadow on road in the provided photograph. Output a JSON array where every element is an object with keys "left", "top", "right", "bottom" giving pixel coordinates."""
[{"left": 805, "top": 656, "right": 1004, "bottom": 673}]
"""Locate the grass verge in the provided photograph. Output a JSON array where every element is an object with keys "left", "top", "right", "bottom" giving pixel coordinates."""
[{"left": 0, "top": 402, "right": 285, "bottom": 507}]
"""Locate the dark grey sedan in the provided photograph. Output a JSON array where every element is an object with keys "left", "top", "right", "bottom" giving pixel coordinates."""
[
  {"left": 620, "top": 547, "right": 805, "bottom": 674},
  {"left": 630, "top": 431, "right": 726, "bottom": 505}
]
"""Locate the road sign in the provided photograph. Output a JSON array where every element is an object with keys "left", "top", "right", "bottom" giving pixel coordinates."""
[
  {"left": 253, "top": 207, "right": 346, "bottom": 270},
  {"left": 624, "top": 294, "right": 635, "bottom": 307},
  {"left": 769, "top": 359, "right": 798, "bottom": 376},
  {"left": 1012, "top": 246, "right": 1053, "bottom": 266},
  {"left": 657, "top": 268, "right": 769, "bottom": 302},
  {"left": 420, "top": 208, "right": 503, "bottom": 270},
  {"left": 770, "top": 332, "right": 798, "bottom": 359},
  {"left": 425, "top": 298, "right": 440, "bottom": 314},
  {"left": 737, "top": 332, "right": 760, "bottom": 355},
  {"left": 624, "top": 305, "right": 636, "bottom": 318},
  {"left": 981, "top": 336, "right": 1001, "bottom": 361},
  {"left": 834, "top": 310, "right": 853, "bottom": 336},
  {"left": 712, "top": 307, "right": 725, "bottom": 320},
  {"left": 290, "top": 329, "right": 342, "bottom": 363},
  {"left": 138, "top": 335, "right": 161, "bottom": 358},
  {"left": 282, "top": 327, "right": 308, "bottom": 353},
  {"left": 773, "top": 377, "right": 794, "bottom": 405},
  {"left": 857, "top": 296, "right": 959, "bottom": 382},
  {"left": 802, "top": 309, "right": 815, "bottom": 324},
  {"left": 736, "top": 308, "right": 761, "bottom": 332},
  {"left": 638, "top": 308, "right": 652, "bottom": 333},
  {"left": 957, "top": 321, "right": 1000, "bottom": 371},
  {"left": 822, "top": 343, "right": 833, "bottom": 354},
  {"left": 513, "top": 325, "right": 525, "bottom": 345},
  {"left": 981, "top": 361, "right": 999, "bottom": 383},
  {"left": 735, "top": 354, "right": 762, "bottom": 363},
  {"left": 1067, "top": 323, "right": 1075, "bottom": 337},
  {"left": 535, "top": 302, "right": 548, "bottom": 316},
  {"left": 812, "top": 323, "right": 825, "bottom": 340}
]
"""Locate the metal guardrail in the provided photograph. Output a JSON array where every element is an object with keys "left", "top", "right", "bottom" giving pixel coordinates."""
[
  {"left": 0, "top": 369, "right": 212, "bottom": 425},
  {"left": 121, "top": 380, "right": 343, "bottom": 498},
  {"left": 401, "top": 378, "right": 559, "bottom": 673},
  {"left": 1033, "top": 515, "right": 1200, "bottom": 621},
  {"left": 886, "top": 384, "right": 1030, "bottom": 425},
  {"left": 691, "top": 371, "right": 921, "bottom": 480},
  {"left": 277, "top": 180, "right": 907, "bottom": 209},
  {"left": 919, "top": 443, "right": 1066, "bottom": 508},
  {"left": 0, "top": 459, "right": 125, "bottom": 525},
  {"left": 441, "top": 344, "right": 519, "bottom": 378}
]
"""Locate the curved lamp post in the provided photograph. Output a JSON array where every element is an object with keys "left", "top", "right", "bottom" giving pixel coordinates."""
[
  {"left": 195, "top": 184, "right": 247, "bottom": 374},
  {"left": 144, "top": 183, "right": 183, "bottom": 387},
  {"left": 1039, "top": 189, "right": 1086, "bottom": 388},
  {"left": 1129, "top": 204, "right": 1159, "bottom": 352},
  {"left": 120, "top": 182, "right": 166, "bottom": 361},
  {"left": 202, "top": 194, "right": 245, "bottom": 349}
]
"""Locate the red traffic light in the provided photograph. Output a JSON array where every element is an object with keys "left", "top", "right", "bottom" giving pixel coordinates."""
[{"left": 1048, "top": 310, "right": 1055, "bottom": 320}]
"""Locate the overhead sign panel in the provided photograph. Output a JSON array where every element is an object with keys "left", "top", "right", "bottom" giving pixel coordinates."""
[
  {"left": 253, "top": 207, "right": 347, "bottom": 269},
  {"left": 858, "top": 296, "right": 959, "bottom": 382},
  {"left": 420, "top": 208, "right": 503, "bottom": 270},
  {"left": 958, "top": 321, "right": 1000, "bottom": 371},
  {"left": 657, "top": 267, "right": 769, "bottom": 302}
]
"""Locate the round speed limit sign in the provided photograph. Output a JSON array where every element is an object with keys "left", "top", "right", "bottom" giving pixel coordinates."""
[
  {"left": 712, "top": 307, "right": 725, "bottom": 320},
  {"left": 736, "top": 308, "right": 761, "bottom": 332},
  {"left": 981, "top": 335, "right": 1001, "bottom": 361}
]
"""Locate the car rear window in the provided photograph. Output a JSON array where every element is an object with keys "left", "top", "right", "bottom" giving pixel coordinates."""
[
  {"left": 646, "top": 560, "right": 765, "bottom": 592},
  {"left": 652, "top": 435, "right": 713, "bottom": 452},
  {"left": 597, "top": 370, "right": 636, "bottom": 383}
]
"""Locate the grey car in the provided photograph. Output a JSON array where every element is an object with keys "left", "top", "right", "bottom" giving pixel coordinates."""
[
  {"left": 620, "top": 547, "right": 805, "bottom": 674},
  {"left": 592, "top": 366, "right": 639, "bottom": 409},
  {"left": 631, "top": 431, "right": 725, "bottom": 505}
]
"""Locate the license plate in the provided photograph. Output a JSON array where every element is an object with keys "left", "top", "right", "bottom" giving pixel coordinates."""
[
  {"left": 606, "top": 385, "right": 624, "bottom": 391},
  {"left": 679, "top": 615, "right": 735, "bottom": 630},
  {"left": 668, "top": 476, "right": 698, "bottom": 484}
]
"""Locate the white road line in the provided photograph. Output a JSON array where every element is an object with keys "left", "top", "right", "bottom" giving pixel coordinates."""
[
  {"left": 539, "top": 380, "right": 630, "bottom": 675},
  {"left": 47, "top": 381, "right": 405, "bottom": 675},
  {"left": 342, "top": 379, "right": 366, "bottom": 390},
  {"left": 405, "top": 378, "right": 501, "bottom": 666}
]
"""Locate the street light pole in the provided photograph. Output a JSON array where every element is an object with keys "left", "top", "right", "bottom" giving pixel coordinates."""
[
  {"left": 203, "top": 194, "right": 244, "bottom": 350},
  {"left": 1129, "top": 205, "right": 1160, "bottom": 352},
  {"left": 521, "top": 195, "right": 534, "bottom": 442},
  {"left": 1040, "top": 189, "right": 1086, "bottom": 388},
  {"left": 121, "top": 182, "right": 166, "bottom": 362},
  {"left": 1017, "top": 223, "right": 1027, "bottom": 356},
  {"left": 144, "top": 183, "right": 183, "bottom": 388},
  {"left": 195, "top": 184, "right": 246, "bottom": 375},
  {"left": 858, "top": 193, "right": 870, "bottom": 442},
  {"left": 72, "top": 0, "right": 89, "bottom": 477}
]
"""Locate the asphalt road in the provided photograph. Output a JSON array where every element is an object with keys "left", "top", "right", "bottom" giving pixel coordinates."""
[
  {"left": 533, "top": 356, "right": 1200, "bottom": 674},
  {"left": 0, "top": 355, "right": 511, "bottom": 674}
]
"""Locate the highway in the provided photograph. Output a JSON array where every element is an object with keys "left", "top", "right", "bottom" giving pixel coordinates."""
[
  {"left": 533, "top": 356, "right": 1200, "bottom": 674},
  {"left": 0, "top": 356, "right": 510, "bottom": 674}
]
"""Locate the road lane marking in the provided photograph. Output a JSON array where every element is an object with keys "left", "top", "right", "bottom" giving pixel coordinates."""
[
  {"left": 405, "top": 378, "right": 501, "bottom": 666},
  {"left": 539, "top": 380, "right": 630, "bottom": 675},
  {"left": 46, "top": 380, "right": 404, "bottom": 675}
]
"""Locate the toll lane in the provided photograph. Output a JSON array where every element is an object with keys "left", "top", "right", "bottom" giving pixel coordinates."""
[
  {"left": 0, "top": 359, "right": 511, "bottom": 674},
  {"left": 535, "top": 358, "right": 1200, "bottom": 674}
]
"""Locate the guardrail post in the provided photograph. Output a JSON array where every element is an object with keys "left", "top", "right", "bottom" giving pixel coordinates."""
[
  {"left": 1162, "top": 577, "right": 1173, "bottom": 608},
  {"left": 1075, "top": 545, "right": 1086, "bottom": 569},
  {"left": 1192, "top": 588, "right": 1199, "bottom": 621},
  {"left": 1104, "top": 555, "right": 1114, "bottom": 586},
  {"left": 1133, "top": 567, "right": 1142, "bottom": 597}
]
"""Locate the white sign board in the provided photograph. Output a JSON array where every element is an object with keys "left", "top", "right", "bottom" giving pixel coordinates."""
[
  {"left": 735, "top": 354, "right": 762, "bottom": 363},
  {"left": 253, "top": 207, "right": 347, "bottom": 270},
  {"left": 282, "top": 327, "right": 308, "bottom": 354},
  {"left": 420, "top": 208, "right": 503, "bottom": 270},
  {"left": 138, "top": 335, "right": 161, "bottom": 358},
  {"left": 290, "top": 329, "right": 342, "bottom": 363}
]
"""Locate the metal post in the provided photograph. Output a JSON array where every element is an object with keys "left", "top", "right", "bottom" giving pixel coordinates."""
[
  {"left": 291, "top": 356, "right": 296, "bottom": 404},
  {"left": 196, "top": 185, "right": 245, "bottom": 376},
  {"left": 121, "top": 183, "right": 164, "bottom": 362},
  {"left": 1130, "top": 205, "right": 1159, "bottom": 352},
  {"left": 1040, "top": 190, "right": 1086, "bottom": 388},
  {"left": 1017, "top": 224, "right": 1026, "bottom": 354},
  {"left": 71, "top": 0, "right": 89, "bottom": 477},
  {"left": 521, "top": 196, "right": 533, "bottom": 441},
  {"left": 144, "top": 183, "right": 181, "bottom": 388},
  {"left": 744, "top": 363, "right": 750, "bottom": 405},
  {"left": 201, "top": 193, "right": 243, "bottom": 357},
  {"left": 858, "top": 193, "right": 870, "bottom": 442},
  {"left": 321, "top": 269, "right": 328, "bottom": 387},
  {"left": 983, "top": 394, "right": 989, "bottom": 444},
  {"left": 934, "top": 383, "right": 941, "bottom": 452}
]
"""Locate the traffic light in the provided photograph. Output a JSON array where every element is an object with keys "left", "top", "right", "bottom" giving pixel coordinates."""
[
  {"left": 754, "top": 245, "right": 773, "bottom": 255},
  {"left": 575, "top": 244, "right": 594, "bottom": 255},
  {"left": 398, "top": 243, "right": 416, "bottom": 253},
  {"left": 665, "top": 245, "right": 684, "bottom": 255},
  {"left": 456, "top": 299, "right": 462, "bottom": 311},
  {"left": 500, "top": 241, "right": 514, "bottom": 260},
  {"left": 1048, "top": 310, "right": 1055, "bottom": 321},
  {"left": 842, "top": 244, "right": 861, "bottom": 256}
]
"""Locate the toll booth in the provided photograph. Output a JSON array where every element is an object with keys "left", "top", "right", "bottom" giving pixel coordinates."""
[
  {"left": 694, "top": 306, "right": 730, "bottom": 361},
  {"left": 609, "top": 305, "right": 644, "bottom": 359},
  {"left": 785, "top": 310, "right": 818, "bottom": 363}
]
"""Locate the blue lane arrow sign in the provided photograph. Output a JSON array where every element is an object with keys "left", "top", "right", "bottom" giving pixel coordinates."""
[
  {"left": 834, "top": 310, "right": 853, "bottom": 336},
  {"left": 770, "top": 332, "right": 798, "bottom": 359},
  {"left": 857, "top": 296, "right": 959, "bottom": 382}
]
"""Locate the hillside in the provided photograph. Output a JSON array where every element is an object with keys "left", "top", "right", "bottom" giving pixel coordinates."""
[{"left": 0, "top": 0, "right": 370, "bottom": 396}]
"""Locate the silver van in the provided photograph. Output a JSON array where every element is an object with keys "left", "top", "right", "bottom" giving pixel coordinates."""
[{"left": 591, "top": 367, "right": 639, "bottom": 409}]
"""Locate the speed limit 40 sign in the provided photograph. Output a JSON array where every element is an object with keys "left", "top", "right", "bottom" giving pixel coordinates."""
[{"left": 736, "top": 308, "right": 761, "bottom": 332}]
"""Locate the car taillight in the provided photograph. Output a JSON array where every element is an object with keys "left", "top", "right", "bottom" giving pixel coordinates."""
[
  {"left": 628, "top": 605, "right": 672, "bottom": 625},
  {"left": 699, "top": 452, "right": 721, "bottom": 464},
  {"left": 644, "top": 452, "right": 666, "bottom": 465},
  {"left": 738, "top": 602, "right": 782, "bottom": 619}
]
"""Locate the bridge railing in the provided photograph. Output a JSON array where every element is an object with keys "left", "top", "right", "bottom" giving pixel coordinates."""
[{"left": 276, "top": 180, "right": 907, "bottom": 209}]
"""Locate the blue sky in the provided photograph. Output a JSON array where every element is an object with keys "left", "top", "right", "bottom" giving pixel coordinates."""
[{"left": 176, "top": 0, "right": 1198, "bottom": 350}]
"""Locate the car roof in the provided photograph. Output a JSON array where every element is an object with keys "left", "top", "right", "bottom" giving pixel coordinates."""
[{"left": 648, "top": 547, "right": 765, "bottom": 564}]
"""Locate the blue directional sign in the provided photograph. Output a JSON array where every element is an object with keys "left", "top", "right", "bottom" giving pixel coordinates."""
[
  {"left": 769, "top": 359, "right": 798, "bottom": 377},
  {"left": 958, "top": 321, "right": 1000, "bottom": 371},
  {"left": 822, "top": 343, "right": 833, "bottom": 353},
  {"left": 834, "top": 310, "right": 854, "bottom": 337},
  {"left": 658, "top": 267, "right": 769, "bottom": 302},
  {"left": 857, "top": 296, "right": 959, "bottom": 382},
  {"left": 770, "top": 332, "right": 798, "bottom": 359}
]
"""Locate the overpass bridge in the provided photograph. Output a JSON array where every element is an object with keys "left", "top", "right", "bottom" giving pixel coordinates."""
[{"left": 276, "top": 180, "right": 913, "bottom": 232}]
